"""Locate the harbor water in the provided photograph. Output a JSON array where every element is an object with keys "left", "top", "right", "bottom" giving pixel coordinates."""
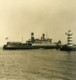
[{"left": 0, "top": 49, "right": 76, "bottom": 80}]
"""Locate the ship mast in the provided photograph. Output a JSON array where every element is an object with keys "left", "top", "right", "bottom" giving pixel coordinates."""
[{"left": 66, "top": 30, "right": 73, "bottom": 47}]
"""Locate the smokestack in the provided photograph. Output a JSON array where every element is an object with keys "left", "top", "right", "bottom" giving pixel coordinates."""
[
  {"left": 31, "top": 32, "right": 35, "bottom": 42},
  {"left": 42, "top": 34, "right": 45, "bottom": 39},
  {"left": 31, "top": 32, "right": 34, "bottom": 37}
]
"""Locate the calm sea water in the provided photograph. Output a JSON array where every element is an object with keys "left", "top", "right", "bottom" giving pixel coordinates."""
[{"left": 0, "top": 49, "right": 76, "bottom": 80}]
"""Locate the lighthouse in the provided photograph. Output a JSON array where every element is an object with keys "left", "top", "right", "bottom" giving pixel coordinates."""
[
  {"left": 66, "top": 30, "right": 73, "bottom": 47},
  {"left": 60, "top": 30, "right": 76, "bottom": 51}
]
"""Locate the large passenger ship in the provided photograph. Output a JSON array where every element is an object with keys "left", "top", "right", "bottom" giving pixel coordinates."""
[{"left": 3, "top": 33, "right": 61, "bottom": 50}]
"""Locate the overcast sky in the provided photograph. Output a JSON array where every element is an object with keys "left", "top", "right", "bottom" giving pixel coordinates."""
[{"left": 0, "top": 0, "right": 76, "bottom": 46}]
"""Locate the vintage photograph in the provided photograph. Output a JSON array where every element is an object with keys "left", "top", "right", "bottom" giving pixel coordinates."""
[{"left": 0, "top": 0, "right": 76, "bottom": 80}]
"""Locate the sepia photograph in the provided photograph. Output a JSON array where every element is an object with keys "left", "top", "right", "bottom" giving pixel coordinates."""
[{"left": 0, "top": 0, "right": 76, "bottom": 80}]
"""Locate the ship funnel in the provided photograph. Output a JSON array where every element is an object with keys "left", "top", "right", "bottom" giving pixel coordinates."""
[
  {"left": 41, "top": 34, "right": 45, "bottom": 40},
  {"left": 31, "top": 32, "right": 35, "bottom": 42},
  {"left": 31, "top": 32, "right": 34, "bottom": 37}
]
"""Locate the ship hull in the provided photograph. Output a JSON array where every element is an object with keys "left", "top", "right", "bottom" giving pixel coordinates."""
[{"left": 3, "top": 45, "right": 57, "bottom": 50}]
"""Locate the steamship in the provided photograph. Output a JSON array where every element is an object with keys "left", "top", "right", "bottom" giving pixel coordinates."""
[{"left": 3, "top": 33, "right": 61, "bottom": 50}]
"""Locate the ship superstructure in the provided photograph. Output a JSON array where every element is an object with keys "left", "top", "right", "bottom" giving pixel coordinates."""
[{"left": 26, "top": 33, "right": 52, "bottom": 46}]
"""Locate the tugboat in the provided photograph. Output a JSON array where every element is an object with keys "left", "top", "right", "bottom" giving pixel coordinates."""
[
  {"left": 3, "top": 33, "right": 59, "bottom": 50},
  {"left": 60, "top": 30, "right": 76, "bottom": 51}
]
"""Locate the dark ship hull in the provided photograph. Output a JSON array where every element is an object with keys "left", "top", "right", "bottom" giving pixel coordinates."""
[{"left": 3, "top": 44, "right": 57, "bottom": 50}]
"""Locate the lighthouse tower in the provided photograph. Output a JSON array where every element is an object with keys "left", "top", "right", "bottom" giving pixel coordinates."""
[{"left": 66, "top": 30, "right": 73, "bottom": 47}]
